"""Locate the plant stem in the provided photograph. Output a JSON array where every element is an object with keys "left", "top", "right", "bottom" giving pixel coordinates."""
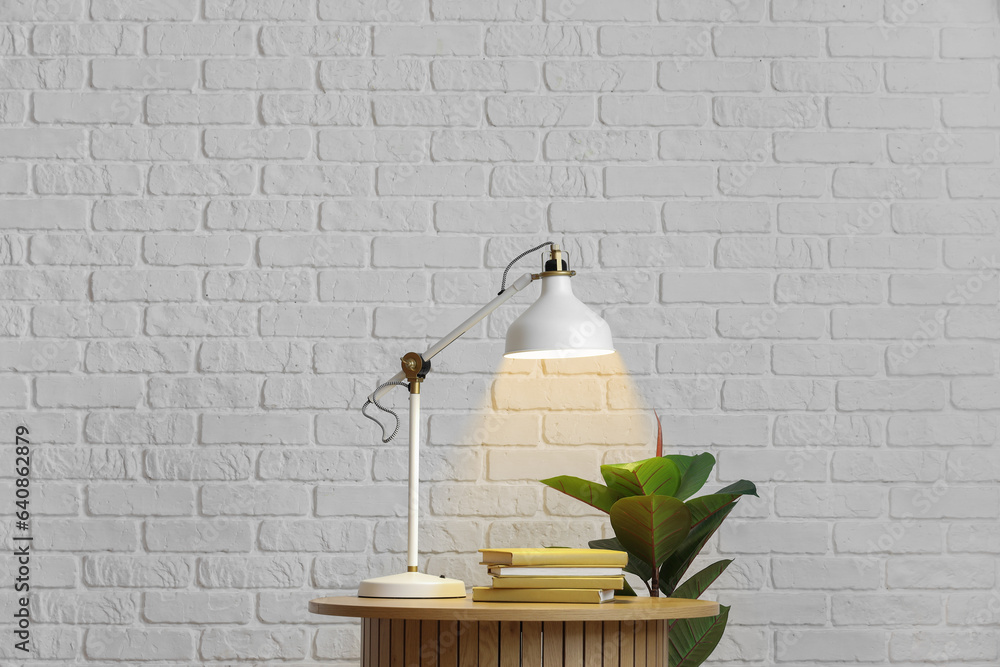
[{"left": 650, "top": 565, "right": 659, "bottom": 597}]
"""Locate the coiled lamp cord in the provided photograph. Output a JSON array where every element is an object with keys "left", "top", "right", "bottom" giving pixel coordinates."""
[{"left": 361, "top": 380, "right": 408, "bottom": 443}]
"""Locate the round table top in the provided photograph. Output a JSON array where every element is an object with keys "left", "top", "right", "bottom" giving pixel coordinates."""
[{"left": 309, "top": 595, "right": 720, "bottom": 622}]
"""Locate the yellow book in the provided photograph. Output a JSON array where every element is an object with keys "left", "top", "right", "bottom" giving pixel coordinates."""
[
  {"left": 472, "top": 587, "right": 615, "bottom": 604},
  {"left": 478, "top": 548, "right": 628, "bottom": 567},
  {"left": 491, "top": 576, "right": 624, "bottom": 590}
]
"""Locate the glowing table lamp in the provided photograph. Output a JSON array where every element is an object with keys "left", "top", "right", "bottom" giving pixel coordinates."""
[{"left": 358, "top": 242, "right": 614, "bottom": 598}]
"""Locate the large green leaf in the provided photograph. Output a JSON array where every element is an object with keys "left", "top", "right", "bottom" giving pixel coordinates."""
[
  {"left": 668, "top": 605, "right": 730, "bottom": 667},
  {"left": 671, "top": 560, "right": 732, "bottom": 600},
  {"left": 589, "top": 536, "right": 652, "bottom": 583},
  {"left": 663, "top": 453, "right": 716, "bottom": 501},
  {"left": 540, "top": 475, "right": 622, "bottom": 513},
  {"left": 717, "top": 479, "right": 758, "bottom": 497},
  {"left": 601, "top": 457, "right": 681, "bottom": 498},
  {"left": 609, "top": 495, "right": 691, "bottom": 570},
  {"left": 658, "top": 493, "right": 744, "bottom": 596}
]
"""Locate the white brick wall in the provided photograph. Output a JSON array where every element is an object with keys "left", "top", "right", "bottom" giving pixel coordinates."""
[{"left": 2, "top": 0, "right": 999, "bottom": 664}]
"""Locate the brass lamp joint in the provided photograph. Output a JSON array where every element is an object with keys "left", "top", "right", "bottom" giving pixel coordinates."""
[{"left": 400, "top": 351, "right": 429, "bottom": 394}]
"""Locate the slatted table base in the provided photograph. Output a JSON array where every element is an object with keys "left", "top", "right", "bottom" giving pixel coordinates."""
[{"left": 361, "top": 618, "right": 668, "bottom": 667}]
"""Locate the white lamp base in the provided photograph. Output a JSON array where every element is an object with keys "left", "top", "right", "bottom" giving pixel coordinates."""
[{"left": 358, "top": 571, "right": 467, "bottom": 599}]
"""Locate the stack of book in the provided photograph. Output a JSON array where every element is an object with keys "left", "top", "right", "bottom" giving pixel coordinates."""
[{"left": 471, "top": 548, "right": 627, "bottom": 603}]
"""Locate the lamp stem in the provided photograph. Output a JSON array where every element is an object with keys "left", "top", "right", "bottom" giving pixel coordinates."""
[{"left": 406, "top": 386, "right": 420, "bottom": 572}]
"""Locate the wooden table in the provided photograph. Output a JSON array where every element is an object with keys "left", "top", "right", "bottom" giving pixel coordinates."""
[{"left": 309, "top": 595, "right": 720, "bottom": 666}]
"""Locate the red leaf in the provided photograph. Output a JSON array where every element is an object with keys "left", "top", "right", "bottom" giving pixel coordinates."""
[{"left": 655, "top": 412, "right": 663, "bottom": 458}]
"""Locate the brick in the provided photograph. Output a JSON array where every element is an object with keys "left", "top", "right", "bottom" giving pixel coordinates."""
[
  {"left": 493, "top": 165, "right": 599, "bottom": 197},
  {"left": 830, "top": 238, "right": 938, "bottom": 269},
  {"left": 435, "top": 60, "right": 539, "bottom": 91},
  {"left": 209, "top": 200, "right": 316, "bottom": 232},
  {"left": 94, "top": 200, "right": 201, "bottom": 231},
  {"left": 84, "top": 555, "right": 192, "bottom": 588},
  {"left": 37, "top": 376, "right": 142, "bottom": 408},
  {"left": 321, "top": 129, "right": 427, "bottom": 162},
  {"left": 887, "top": 62, "right": 993, "bottom": 93},
  {"left": 146, "top": 25, "right": 255, "bottom": 55},
  {"left": 88, "top": 484, "right": 194, "bottom": 516},
  {"left": 720, "top": 166, "right": 826, "bottom": 198},
  {"left": 884, "top": 0, "right": 996, "bottom": 22},
  {"left": 606, "top": 166, "right": 712, "bottom": 197},
  {"left": 890, "top": 275, "right": 998, "bottom": 305},
  {"left": 380, "top": 165, "right": 484, "bottom": 196},
  {"left": 833, "top": 451, "right": 944, "bottom": 482},
  {"left": 772, "top": 0, "right": 880, "bottom": 21},
  {"left": 773, "top": 344, "right": 880, "bottom": 376},
  {"left": 828, "top": 27, "right": 933, "bottom": 57},
  {"left": 663, "top": 202, "right": 770, "bottom": 232},
  {"left": 659, "top": 0, "right": 765, "bottom": 21},
  {"left": 837, "top": 380, "right": 946, "bottom": 411},
  {"left": 598, "top": 26, "right": 707, "bottom": 56},
  {"left": 149, "top": 376, "right": 260, "bottom": 409},
  {"left": 144, "top": 592, "right": 251, "bottom": 624},
  {"left": 661, "top": 273, "right": 771, "bottom": 304},
  {"left": 202, "top": 485, "right": 309, "bottom": 516},
  {"left": 780, "top": 203, "right": 886, "bottom": 235},
  {"left": 262, "top": 165, "right": 369, "bottom": 196},
  {"left": 33, "top": 24, "right": 141, "bottom": 54},
  {"left": 150, "top": 165, "right": 255, "bottom": 195},
  {"left": 546, "top": 61, "right": 651, "bottom": 92},
  {"left": 147, "top": 519, "right": 254, "bottom": 552},
  {"left": 204, "top": 129, "right": 311, "bottom": 159},
  {"left": 85, "top": 412, "right": 193, "bottom": 445},
  {"left": 888, "top": 414, "right": 998, "bottom": 446},
  {"left": 33, "top": 92, "right": 141, "bottom": 123},
  {"left": 941, "top": 28, "right": 1000, "bottom": 57},
  {"left": 657, "top": 342, "right": 767, "bottom": 373},
  {"left": 715, "top": 96, "right": 823, "bottom": 128},
  {"left": 0, "top": 128, "right": 85, "bottom": 158},
  {"left": 91, "top": 0, "right": 196, "bottom": 20},
  {"left": 487, "top": 95, "right": 592, "bottom": 126},
  {"left": 600, "top": 95, "right": 705, "bottom": 126},
  {"left": 261, "top": 26, "right": 368, "bottom": 56},
  {"left": 660, "top": 130, "right": 769, "bottom": 161},
  {"left": 201, "top": 629, "right": 308, "bottom": 661},
  {"left": 202, "top": 415, "right": 310, "bottom": 445},
  {"left": 888, "top": 132, "right": 994, "bottom": 164},
  {"left": 833, "top": 307, "right": 943, "bottom": 339},
  {"left": 775, "top": 132, "right": 881, "bottom": 163},
  {"left": 718, "top": 305, "right": 827, "bottom": 340},
  {"left": 34, "top": 304, "right": 138, "bottom": 337},
  {"left": 145, "top": 305, "right": 256, "bottom": 337},
  {"left": 776, "top": 630, "right": 886, "bottom": 662},
  {"left": 431, "top": 0, "right": 536, "bottom": 20},
  {"left": 320, "top": 59, "right": 426, "bottom": 91},
  {"left": 374, "top": 25, "right": 480, "bottom": 56},
  {"left": 714, "top": 27, "right": 820, "bottom": 57},
  {"left": 147, "top": 449, "right": 254, "bottom": 481},
  {"left": 258, "top": 235, "right": 365, "bottom": 268},
  {"left": 148, "top": 94, "right": 254, "bottom": 124},
  {"left": 199, "top": 341, "right": 310, "bottom": 373},
  {"left": 92, "top": 128, "right": 197, "bottom": 160},
  {"left": 660, "top": 61, "right": 764, "bottom": 92},
  {"left": 545, "top": 130, "right": 652, "bottom": 161},
  {"left": 829, "top": 97, "right": 934, "bottom": 129},
  {"left": 717, "top": 237, "right": 825, "bottom": 268},
  {"left": 143, "top": 235, "right": 251, "bottom": 266},
  {"left": 206, "top": 0, "right": 310, "bottom": 19},
  {"left": 92, "top": 58, "right": 197, "bottom": 89},
  {"left": 92, "top": 269, "right": 199, "bottom": 301},
  {"left": 601, "top": 237, "right": 710, "bottom": 267},
  {"left": 888, "top": 558, "right": 995, "bottom": 589},
  {"left": 947, "top": 307, "right": 1000, "bottom": 338},
  {"left": 86, "top": 340, "right": 191, "bottom": 372},
  {"left": 486, "top": 26, "right": 593, "bottom": 56},
  {"left": 723, "top": 379, "right": 832, "bottom": 411},
  {"left": 776, "top": 274, "right": 882, "bottom": 304},
  {"left": 773, "top": 557, "right": 880, "bottom": 590},
  {"left": 205, "top": 270, "right": 313, "bottom": 302}
]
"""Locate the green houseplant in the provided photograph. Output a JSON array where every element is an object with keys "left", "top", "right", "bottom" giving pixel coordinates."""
[{"left": 540, "top": 415, "right": 757, "bottom": 667}]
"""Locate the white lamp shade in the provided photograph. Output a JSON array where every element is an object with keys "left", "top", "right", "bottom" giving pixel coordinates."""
[{"left": 504, "top": 275, "right": 614, "bottom": 359}]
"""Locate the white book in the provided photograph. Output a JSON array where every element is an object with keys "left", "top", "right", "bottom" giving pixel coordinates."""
[{"left": 488, "top": 566, "right": 624, "bottom": 577}]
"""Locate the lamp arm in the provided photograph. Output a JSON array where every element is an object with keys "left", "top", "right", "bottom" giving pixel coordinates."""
[{"left": 367, "top": 272, "right": 534, "bottom": 402}]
